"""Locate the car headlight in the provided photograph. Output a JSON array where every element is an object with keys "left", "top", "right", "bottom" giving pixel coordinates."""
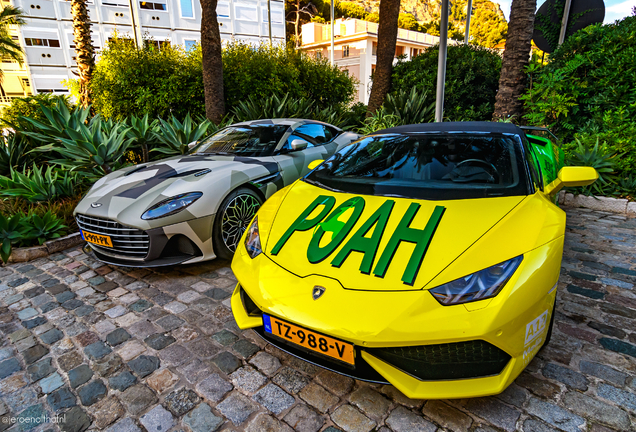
[
  {"left": 244, "top": 217, "right": 262, "bottom": 259},
  {"left": 141, "top": 192, "right": 202, "bottom": 220},
  {"left": 429, "top": 256, "right": 523, "bottom": 306}
]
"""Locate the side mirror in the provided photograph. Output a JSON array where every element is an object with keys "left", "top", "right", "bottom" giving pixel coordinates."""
[
  {"left": 308, "top": 159, "right": 324, "bottom": 170},
  {"left": 291, "top": 139, "right": 308, "bottom": 151},
  {"left": 545, "top": 166, "right": 598, "bottom": 195},
  {"left": 188, "top": 140, "right": 198, "bottom": 149}
]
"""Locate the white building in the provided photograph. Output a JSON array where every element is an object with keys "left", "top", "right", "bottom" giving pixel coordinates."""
[
  {"left": 0, "top": 0, "right": 284, "bottom": 102},
  {"left": 301, "top": 18, "right": 440, "bottom": 104}
]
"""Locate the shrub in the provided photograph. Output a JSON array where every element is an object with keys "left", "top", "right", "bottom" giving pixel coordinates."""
[
  {"left": 383, "top": 87, "right": 435, "bottom": 126},
  {"left": 390, "top": 43, "right": 502, "bottom": 121},
  {"left": 230, "top": 92, "right": 365, "bottom": 130},
  {"left": 89, "top": 35, "right": 205, "bottom": 120},
  {"left": 87, "top": 38, "right": 356, "bottom": 121},
  {"left": 0, "top": 165, "right": 80, "bottom": 203},
  {"left": 0, "top": 211, "right": 67, "bottom": 263},
  {"left": 222, "top": 42, "right": 356, "bottom": 113},
  {"left": 35, "top": 115, "right": 134, "bottom": 178},
  {"left": 151, "top": 113, "right": 212, "bottom": 157},
  {"left": 0, "top": 133, "right": 33, "bottom": 176},
  {"left": 565, "top": 138, "right": 619, "bottom": 196},
  {"left": 522, "top": 16, "right": 636, "bottom": 176},
  {"left": 0, "top": 93, "right": 73, "bottom": 130}
]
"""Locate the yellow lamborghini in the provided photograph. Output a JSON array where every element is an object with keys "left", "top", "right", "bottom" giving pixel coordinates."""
[{"left": 230, "top": 122, "right": 598, "bottom": 399}]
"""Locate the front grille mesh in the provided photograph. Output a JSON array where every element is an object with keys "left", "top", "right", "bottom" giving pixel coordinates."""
[
  {"left": 76, "top": 214, "right": 149, "bottom": 259},
  {"left": 367, "top": 340, "right": 511, "bottom": 380}
]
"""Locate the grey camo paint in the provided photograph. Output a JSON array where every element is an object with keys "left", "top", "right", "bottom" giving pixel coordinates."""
[{"left": 74, "top": 119, "right": 359, "bottom": 265}]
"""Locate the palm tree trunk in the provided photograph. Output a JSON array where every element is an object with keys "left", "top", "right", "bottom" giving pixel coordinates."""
[
  {"left": 200, "top": 0, "right": 226, "bottom": 124},
  {"left": 71, "top": 0, "right": 95, "bottom": 108},
  {"left": 492, "top": 0, "right": 537, "bottom": 121},
  {"left": 366, "top": 0, "right": 400, "bottom": 116}
]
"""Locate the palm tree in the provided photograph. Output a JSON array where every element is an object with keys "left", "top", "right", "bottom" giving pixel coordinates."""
[
  {"left": 492, "top": 0, "right": 537, "bottom": 121},
  {"left": 366, "top": 0, "right": 400, "bottom": 116},
  {"left": 0, "top": 5, "right": 26, "bottom": 81},
  {"left": 200, "top": 0, "right": 225, "bottom": 123},
  {"left": 71, "top": 0, "right": 95, "bottom": 108}
]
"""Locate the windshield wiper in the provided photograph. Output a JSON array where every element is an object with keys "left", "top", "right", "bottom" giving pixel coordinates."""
[{"left": 303, "top": 178, "right": 343, "bottom": 193}]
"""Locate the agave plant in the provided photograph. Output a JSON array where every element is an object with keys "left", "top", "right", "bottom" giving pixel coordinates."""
[
  {"left": 34, "top": 117, "right": 134, "bottom": 177},
  {"left": 0, "top": 165, "right": 79, "bottom": 203},
  {"left": 0, "top": 214, "right": 24, "bottom": 264},
  {"left": 358, "top": 106, "right": 400, "bottom": 135},
  {"left": 21, "top": 211, "right": 67, "bottom": 245},
  {"left": 383, "top": 87, "right": 435, "bottom": 126},
  {"left": 151, "top": 113, "right": 212, "bottom": 156},
  {"left": 126, "top": 114, "right": 160, "bottom": 162},
  {"left": 20, "top": 99, "right": 91, "bottom": 143},
  {"left": 0, "top": 133, "right": 32, "bottom": 176},
  {"left": 231, "top": 93, "right": 316, "bottom": 122},
  {"left": 567, "top": 138, "right": 619, "bottom": 196}
]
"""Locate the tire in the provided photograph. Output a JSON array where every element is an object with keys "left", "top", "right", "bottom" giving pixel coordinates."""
[
  {"left": 213, "top": 187, "right": 263, "bottom": 260},
  {"left": 541, "top": 298, "right": 557, "bottom": 349}
]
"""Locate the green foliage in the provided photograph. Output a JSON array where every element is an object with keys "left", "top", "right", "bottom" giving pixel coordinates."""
[
  {"left": 125, "top": 114, "right": 160, "bottom": 162},
  {"left": 21, "top": 99, "right": 91, "bottom": 143},
  {"left": 566, "top": 139, "right": 622, "bottom": 192},
  {"left": 467, "top": 0, "right": 508, "bottom": 47},
  {"left": 231, "top": 93, "right": 316, "bottom": 122},
  {"left": 335, "top": 1, "right": 367, "bottom": 19},
  {"left": 223, "top": 42, "right": 356, "bottom": 113},
  {"left": 88, "top": 37, "right": 356, "bottom": 121},
  {"left": 34, "top": 116, "right": 134, "bottom": 177},
  {"left": 230, "top": 92, "right": 365, "bottom": 130},
  {"left": 152, "top": 113, "right": 212, "bottom": 156},
  {"left": 22, "top": 211, "right": 67, "bottom": 245},
  {"left": 383, "top": 87, "right": 435, "bottom": 126},
  {"left": 359, "top": 107, "right": 400, "bottom": 135},
  {"left": 523, "top": 16, "right": 636, "bottom": 178},
  {"left": 0, "top": 133, "right": 32, "bottom": 176},
  {"left": 0, "top": 211, "right": 68, "bottom": 262},
  {"left": 359, "top": 88, "right": 434, "bottom": 134},
  {"left": 0, "top": 5, "right": 26, "bottom": 74},
  {"left": 0, "top": 214, "right": 22, "bottom": 263},
  {"left": 391, "top": 43, "right": 502, "bottom": 121},
  {"left": 88, "top": 34, "right": 205, "bottom": 120},
  {"left": 0, "top": 165, "right": 79, "bottom": 203},
  {"left": 0, "top": 94, "right": 73, "bottom": 130}
]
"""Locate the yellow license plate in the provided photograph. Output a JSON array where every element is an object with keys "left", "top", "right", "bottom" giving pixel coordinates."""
[
  {"left": 264, "top": 314, "right": 355, "bottom": 365},
  {"left": 81, "top": 230, "right": 113, "bottom": 248}
]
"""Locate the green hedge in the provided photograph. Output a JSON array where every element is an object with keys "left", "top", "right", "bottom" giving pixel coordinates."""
[
  {"left": 390, "top": 44, "right": 502, "bottom": 121},
  {"left": 87, "top": 38, "right": 357, "bottom": 120},
  {"left": 523, "top": 15, "right": 636, "bottom": 176}
]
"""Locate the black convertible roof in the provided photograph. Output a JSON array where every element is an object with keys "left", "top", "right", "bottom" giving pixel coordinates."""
[{"left": 374, "top": 121, "right": 525, "bottom": 136}]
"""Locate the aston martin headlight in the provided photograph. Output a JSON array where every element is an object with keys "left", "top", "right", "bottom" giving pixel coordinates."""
[
  {"left": 429, "top": 256, "right": 523, "bottom": 305},
  {"left": 244, "top": 217, "right": 262, "bottom": 259},
  {"left": 141, "top": 192, "right": 202, "bottom": 220}
]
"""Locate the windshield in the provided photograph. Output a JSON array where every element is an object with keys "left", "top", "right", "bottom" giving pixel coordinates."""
[
  {"left": 194, "top": 125, "right": 289, "bottom": 157},
  {"left": 304, "top": 133, "right": 529, "bottom": 200}
]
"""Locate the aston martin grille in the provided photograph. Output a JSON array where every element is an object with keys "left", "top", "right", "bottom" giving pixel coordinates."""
[
  {"left": 76, "top": 214, "right": 149, "bottom": 259},
  {"left": 367, "top": 340, "right": 511, "bottom": 380}
]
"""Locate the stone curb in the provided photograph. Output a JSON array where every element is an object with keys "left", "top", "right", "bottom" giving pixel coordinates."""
[
  {"left": 7, "top": 232, "right": 84, "bottom": 263},
  {"left": 558, "top": 191, "right": 636, "bottom": 214}
]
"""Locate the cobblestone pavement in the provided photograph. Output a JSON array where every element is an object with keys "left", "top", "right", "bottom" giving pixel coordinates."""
[{"left": 1, "top": 207, "right": 635, "bottom": 432}]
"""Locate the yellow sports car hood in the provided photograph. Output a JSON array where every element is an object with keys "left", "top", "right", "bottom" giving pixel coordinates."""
[{"left": 264, "top": 181, "right": 525, "bottom": 291}]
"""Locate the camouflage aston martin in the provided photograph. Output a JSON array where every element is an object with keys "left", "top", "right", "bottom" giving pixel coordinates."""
[{"left": 74, "top": 119, "right": 359, "bottom": 267}]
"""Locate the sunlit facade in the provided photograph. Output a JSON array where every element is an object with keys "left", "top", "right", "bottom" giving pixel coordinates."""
[{"left": 1, "top": 0, "right": 284, "bottom": 106}]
